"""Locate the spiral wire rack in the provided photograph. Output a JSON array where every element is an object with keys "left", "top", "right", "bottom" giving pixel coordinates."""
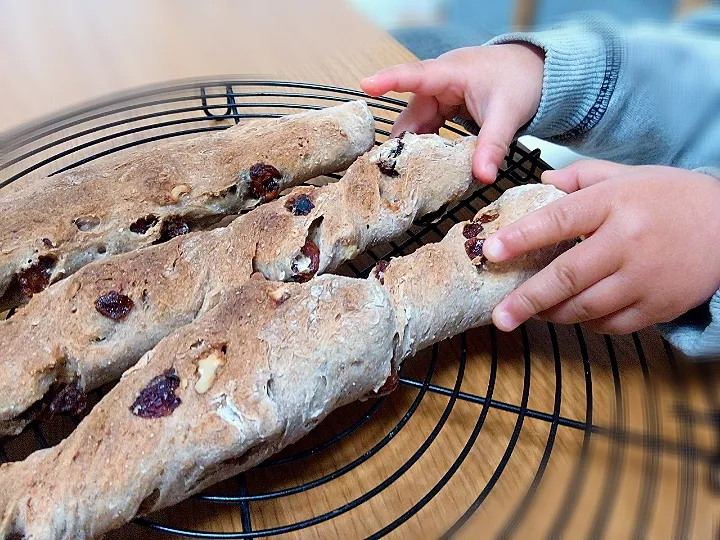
[{"left": 1, "top": 80, "right": 719, "bottom": 539}]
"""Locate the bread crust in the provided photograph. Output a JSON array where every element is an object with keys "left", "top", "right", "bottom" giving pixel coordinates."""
[
  {"left": 0, "top": 133, "right": 478, "bottom": 437},
  {"left": 0, "top": 184, "right": 571, "bottom": 540},
  {"left": 0, "top": 101, "right": 375, "bottom": 310}
]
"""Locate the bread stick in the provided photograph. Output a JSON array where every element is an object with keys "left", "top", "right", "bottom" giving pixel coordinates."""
[
  {"left": 0, "top": 184, "right": 571, "bottom": 540},
  {"left": 0, "top": 101, "right": 375, "bottom": 309},
  {"left": 0, "top": 133, "right": 477, "bottom": 436}
]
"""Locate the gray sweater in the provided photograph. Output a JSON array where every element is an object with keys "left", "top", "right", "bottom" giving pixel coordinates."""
[{"left": 486, "top": 10, "right": 720, "bottom": 358}]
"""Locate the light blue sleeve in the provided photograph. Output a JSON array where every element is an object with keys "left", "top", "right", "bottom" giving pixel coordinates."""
[{"left": 485, "top": 11, "right": 720, "bottom": 358}]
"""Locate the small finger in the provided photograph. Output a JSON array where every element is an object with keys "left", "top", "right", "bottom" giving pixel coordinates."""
[
  {"left": 361, "top": 59, "right": 456, "bottom": 97},
  {"left": 391, "top": 95, "right": 444, "bottom": 136},
  {"left": 492, "top": 237, "right": 620, "bottom": 331},
  {"left": 483, "top": 188, "right": 609, "bottom": 263},
  {"left": 541, "top": 159, "right": 635, "bottom": 192},
  {"left": 582, "top": 303, "right": 651, "bottom": 335},
  {"left": 536, "top": 273, "right": 635, "bottom": 324}
]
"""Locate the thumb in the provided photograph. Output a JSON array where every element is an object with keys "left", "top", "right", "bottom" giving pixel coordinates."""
[
  {"left": 542, "top": 159, "right": 635, "bottom": 192},
  {"left": 471, "top": 103, "right": 519, "bottom": 184}
]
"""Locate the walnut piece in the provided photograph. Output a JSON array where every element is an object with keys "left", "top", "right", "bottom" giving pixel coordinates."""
[
  {"left": 195, "top": 350, "right": 226, "bottom": 394},
  {"left": 268, "top": 286, "right": 291, "bottom": 305},
  {"left": 170, "top": 184, "right": 192, "bottom": 202}
]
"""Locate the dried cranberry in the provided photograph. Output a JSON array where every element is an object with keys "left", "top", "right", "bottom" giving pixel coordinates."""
[
  {"left": 156, "top": 216, "right": 190, "bottom": 243},
  {"left": 285, "top": 194, "right": 315, "bottom": 216},
  {"left": 377, "top": 162, "right": 398, "bottom": 177},
  {"left": 374, "top": 260, "right": 390, "bottom": 285},
  {"left": 19, "top": 379, "right": 87, "bottom": 423},
  {"left": 95, "top": 290, "right": 135, "bottom": 320},
  {"left": 131, "top": 368, "right": 182, "bottom": 419},
  {"left": 464, "top": 237, "right": 485, "bottom": 261},
  {"left": 479, "top": 210, "right": 499, "bottom": 223},
  {"left": 377, "top": 135, "right": 405, "bottom": 177},
  {"left": 17, "top": 255, "right": 57, "bottom": 297},
  {"left": 49, "top": 381, "right": 87, "bottom": 416},
  {"left": 367, "top": 368, "right": 399, "bottom": 398},
  {"left": 130, "top": 214, "right": 159, "bottom": 234},
  {"left": 462, "top": 223, "right": 484, "bottom": 239},
  {"left": 390, "top": 132, "right": 406, "bottom": 155},
  {"left": 291, "top": 240, "right": 321, "bottom": 283},
  {"left": 249, "top": 163, "right": 282, "bottom": 201},
  {"left": 42, "top": 238, "right": 53, "bottom": 248}
]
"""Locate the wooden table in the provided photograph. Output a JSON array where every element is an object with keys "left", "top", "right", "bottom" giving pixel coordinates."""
[
  {"left": 1, "top": 1, "right": 719, "bottom": 538},
  {"left": 0, "top": 0, "right": 415, "bottom": 134}
]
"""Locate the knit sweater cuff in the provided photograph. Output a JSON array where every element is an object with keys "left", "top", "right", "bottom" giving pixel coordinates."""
[
  {"left": 658, "top": 289, "right": 720, "bottom": 359},
  {"left": 484, "top": 17, "right": 622, "bottom": 142}
]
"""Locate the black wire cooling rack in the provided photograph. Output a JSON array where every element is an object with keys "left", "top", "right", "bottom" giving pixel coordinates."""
[{"left": 2, "top": 80, "right": 720, "bottom": 539}]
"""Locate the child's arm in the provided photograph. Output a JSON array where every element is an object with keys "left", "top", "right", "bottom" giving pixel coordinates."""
[
  {"left": 362, "top": 10, "right": 720, "bottom": 358},
  {"left": 362, "top": 10, "right": 720, "bottom": 175},
  {"left": 483, "top": 11, "right": 720, "bottom": 358},
  {"left": 482, "top": 11, "right": 720, "bottom": 170}
]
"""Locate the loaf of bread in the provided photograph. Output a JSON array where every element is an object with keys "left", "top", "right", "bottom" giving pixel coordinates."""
[
  {"left": 0, "top": 184, "right": 571, "bottom": 540},
  {"left": 0, "top": 101, "right": 375, "bottom": 310},
  {"left": 0, "top": 133, "right": 478, "bottom": 437}
]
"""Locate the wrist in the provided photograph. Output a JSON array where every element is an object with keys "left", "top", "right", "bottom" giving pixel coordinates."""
[
  {"left": 484, "top": 15, "right": 622, "bottom": 141},
  {"left": 481, "top": 43, "right": 545, "bottom": 128},
  {"left": 505, "top": 42, "right": 546, "bottom": 121}
]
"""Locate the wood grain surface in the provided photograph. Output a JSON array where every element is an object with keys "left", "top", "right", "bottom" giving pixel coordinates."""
[
  {"left": 1, "top": 2, "right": 719, "bottom": 539},
  {"left": 0, "top": 0, "right": 414, "bottom": 134}
]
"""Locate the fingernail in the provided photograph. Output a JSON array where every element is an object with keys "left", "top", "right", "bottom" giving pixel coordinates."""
[
  {"left": 362, "top": 76, "right": 376, "bottom": 85},
  {"left": 494, "top": 307, "right": 519, "bottom": 332},
  {"left": 482, "top": 237, "right": 506, "bottom": 261},
  {"left": 483, "top": 162, "right": 498, "bottom": 181}
]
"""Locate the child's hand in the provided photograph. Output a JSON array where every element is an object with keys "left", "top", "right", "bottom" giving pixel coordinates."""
[
  {"left": 360, "top": 44, "right": 545, "bottom": 184},
  {"left": 484, "top": 160, "right": 720, "bottom": 334}
]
